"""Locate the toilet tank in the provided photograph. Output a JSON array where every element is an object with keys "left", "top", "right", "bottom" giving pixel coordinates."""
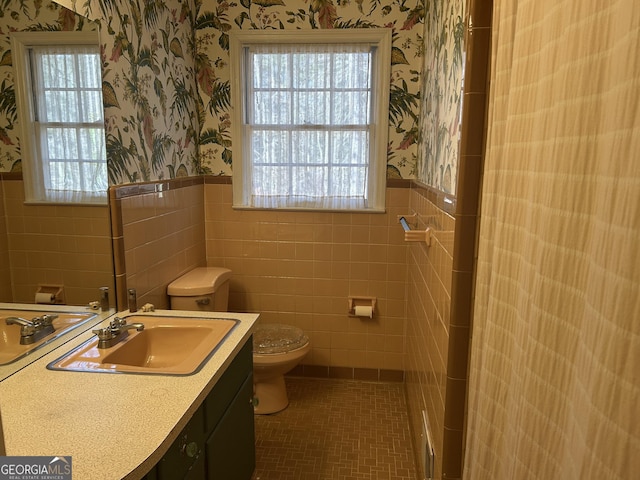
[{"left": 167, "top": 267, "right": 232, "bottom": 312}]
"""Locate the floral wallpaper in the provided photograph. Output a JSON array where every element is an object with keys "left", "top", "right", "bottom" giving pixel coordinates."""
[
  {"left": 417, "top": 0, "right": 465, "bottom": 193},
  {"left": 195, "top": 0, "right": 426, "bottom": 179},
  {"left": 96, "top": 0, "right": 200, "bottom": 183},
  {"left": 28, "top": 0, "right": 462, "bottom": 188},
  {"left": 0, "top": 0, "right": 96, "bottom": 173}
]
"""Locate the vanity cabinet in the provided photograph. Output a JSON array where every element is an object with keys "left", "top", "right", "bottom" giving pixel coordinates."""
[
  {"left": 205, "top": 374, "right": 254, "bottom": 480},
  {"left": 152, "top": 407, "right": 206, "bottom": 480},
  {"left": 143, "top": 339, "right": 255, "bottom": 480}
]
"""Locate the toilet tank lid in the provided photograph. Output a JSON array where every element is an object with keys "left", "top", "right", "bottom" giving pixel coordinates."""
[{"left": 167, "top": 267, "right": 232, "bottom": 296}]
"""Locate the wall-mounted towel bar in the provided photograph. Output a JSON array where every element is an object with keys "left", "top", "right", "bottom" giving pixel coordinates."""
[{"left": 398, "top": 214, "right": 433, "bottom": 246}]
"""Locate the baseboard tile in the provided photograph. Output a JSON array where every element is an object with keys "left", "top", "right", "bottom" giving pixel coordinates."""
[{"left": 287, "top": 364, "right": 404, "bottom": 383}]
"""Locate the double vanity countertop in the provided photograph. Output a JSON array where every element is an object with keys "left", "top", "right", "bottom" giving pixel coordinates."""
[{"left": 0, "top": 307, "right": 258, "bottom": 480}]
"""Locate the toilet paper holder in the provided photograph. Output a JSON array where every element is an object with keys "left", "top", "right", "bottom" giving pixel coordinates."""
[
  {"left": 348, "top": 296, "right": 376, "bottom": 318},
  {"left": 36, "top": 284, "right": 64, "bottom": 304}
]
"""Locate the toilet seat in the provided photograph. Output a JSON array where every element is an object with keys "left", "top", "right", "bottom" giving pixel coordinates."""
[{"left": 253, "top": 324, "right": 309, "bottom": 355}]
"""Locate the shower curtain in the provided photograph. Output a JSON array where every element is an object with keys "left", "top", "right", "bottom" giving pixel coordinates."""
[{"left": 464, "top": 0, "right": 639, "bottom": 478}]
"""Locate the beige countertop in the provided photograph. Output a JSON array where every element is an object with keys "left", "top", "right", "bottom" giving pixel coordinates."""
[{"left": 0, "top": 309, "right": 258, "bottom": 480}]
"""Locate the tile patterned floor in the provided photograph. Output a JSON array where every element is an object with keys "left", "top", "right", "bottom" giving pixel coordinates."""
[{"left": 252, "top": 377, "right": 418, "bottom": 480}]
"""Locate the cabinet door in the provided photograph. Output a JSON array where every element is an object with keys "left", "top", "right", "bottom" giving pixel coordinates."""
[
  {"left": 184, "top": 453, "right": 206, "bottom": 480},
  {"left": 156, "top": 407, "right": 206, "bottom": 480},
  {"left": 204, "top": 339, "right": 253, "bottom": 434},
  {"left": 205, "top": 373, "right": 255, "bottom": 480}
]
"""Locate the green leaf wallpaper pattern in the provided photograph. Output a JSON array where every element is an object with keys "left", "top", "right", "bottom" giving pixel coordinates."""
[
  {"left": 417, "top": 0, "right": 464, "bottom": 194},
  {"left": 97, "top": 0, "right": 201, "bottom": 182},
  {"left": 11, "top": 0, "right": 464, "bottom": 190},
  {"left": 195, "top": 0, "right": 426, "bottom": 179}
]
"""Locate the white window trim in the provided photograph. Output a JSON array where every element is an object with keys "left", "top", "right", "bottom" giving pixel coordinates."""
[
  {"left": 229, "top": 29, "right": 391, "bottom": 212},
  {"left": 11, "top": 31, "right": 106, "bottom": 205}
]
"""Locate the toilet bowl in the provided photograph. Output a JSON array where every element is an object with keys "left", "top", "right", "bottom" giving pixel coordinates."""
[{"left": 253, "top": 323, "right": 310, "bottom": 415}]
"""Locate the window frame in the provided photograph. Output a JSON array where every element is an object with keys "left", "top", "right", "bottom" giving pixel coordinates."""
[
  {"left": 11, "top": 31, "right": 107, "bottom": 205},
  {"left": 229, "top": 29, "right": 391, "bottom": 212}
]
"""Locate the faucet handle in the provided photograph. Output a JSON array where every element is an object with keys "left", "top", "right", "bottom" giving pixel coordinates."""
[
  {"left": 91, "top": 318, "right": 129, "bottom": 339},
  {"left": 92, "top": 327, "right": 114, "bottom": 340},
  {"left": 107, "top": 317, "right": 127, "bottom": 331},
  {"left": 92, "top": 317, "right": 143, "bottom": 349},
  {"left": 35, "top": 314, "right": 58, "bottom": 326},
  {"left": 41, "top": 313, "right": 58, "bottom": 322},
  {"left": 21, "top": 325, "right": 37, "bottom": 336}
]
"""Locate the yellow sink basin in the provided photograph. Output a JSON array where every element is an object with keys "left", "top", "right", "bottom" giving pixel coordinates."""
[
  {"left": 0, "top": 310, "right": 96, "bottom": 365},
  {"left": 47, "top": 315, "right": 238, "bottom": 375}
]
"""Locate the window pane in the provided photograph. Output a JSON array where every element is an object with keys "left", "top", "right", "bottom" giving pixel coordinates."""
[
  {"left": 252, "top": 130, "right": 289, "bottom": 165},
  {"left": 333, "top": 52, "right": 371, "bottom": 89},
  {"left": 253, "top": 53, "right": 290, "bottom": 88},
  {"left": 253, "top": 166, "right": 290, "bottom": 195},
  {"left": 81, "top": 91, "right": 104, "bottom": 123},
  {"left": 49, "top": 161, "right": 79, "bottom": 191},
  {"left": 293, "top": 92, "right": 329, "bottom": 125},
  {"left": 331, "top": 131, "right": 369, "bottom": 165},
  {"left": 254, "top": 91, "right": 290, "bottom": 124},
  {"left": 332, "top": 91, "right": 370, "bottom": 125},
  {"left": 83, "top": 162, "right": 108, "bottom": 191},
  {"left": 292, "top": 131, "right": 328, "bottom": 164},
  {"left": 46, "top": 128, "right": 78, "bottom": 160},
  {"left": 292, "top": 53, "right": 330, "bottom": 89},
  {"left": 44, "top": 91, "right": 80, "bottom": 122},
  {"left": 291, "top": 166, "right": 328, "bottom": 196},
  {"left": 78, "top": 53, "right": 101, "bottom": 88},
  {"left": 41, "top": 53, "right": 77, "bottom": 88},
  {"left": 331, "top": 166, "right": 367, "bottom": 197},
  {"left": 79, "top": 128, "right": 106, "bottom": 161}
]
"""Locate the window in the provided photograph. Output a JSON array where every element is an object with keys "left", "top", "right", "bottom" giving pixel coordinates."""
[
  {"left": 230, "top": 30, "right": 391, "bottom": 211},
  {"left": 11, "top": 32, "right": 107, "bottom": 204}
]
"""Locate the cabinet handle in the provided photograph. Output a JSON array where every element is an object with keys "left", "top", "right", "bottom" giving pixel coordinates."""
[
  {"left": 195, "top": 298, "right": 210, "bottom": 306},
  {"left": 181, "top": 440, "right": 199, "bottom": 458}
]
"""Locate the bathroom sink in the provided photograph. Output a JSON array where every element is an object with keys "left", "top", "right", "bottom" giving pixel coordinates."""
[
  {"left": 0, "top": 310, "right": 97, "bottom": 365},
  {"left": 47, "top": 315, "right": 238, "bottom": 375},
  {"left": 102, "top": 327, "right": 217, "bottom": 368}
]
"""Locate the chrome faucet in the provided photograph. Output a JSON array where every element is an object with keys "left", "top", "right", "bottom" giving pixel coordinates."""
[
  {"left": 92, "top": 317, "right": 144, "bottom": 349},
  {"left": 6, "top": 314, "right": 58, "bottom": 345}
]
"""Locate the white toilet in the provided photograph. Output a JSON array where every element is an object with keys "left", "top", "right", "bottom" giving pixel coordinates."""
[
  {"left": 252, "top": 323, "right": 310, "bottom": 415},
  {"left": 167, "top": 267, "right": 310, "bottom": 415}
]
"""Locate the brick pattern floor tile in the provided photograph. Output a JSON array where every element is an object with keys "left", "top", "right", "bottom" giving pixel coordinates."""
[{"left": 252, "top": 377, "right": 418, "bottom": 480}]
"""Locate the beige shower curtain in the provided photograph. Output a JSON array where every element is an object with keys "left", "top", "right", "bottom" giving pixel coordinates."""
[{"left": 465, "top": 0, "right": 639, "bottom": 478}]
